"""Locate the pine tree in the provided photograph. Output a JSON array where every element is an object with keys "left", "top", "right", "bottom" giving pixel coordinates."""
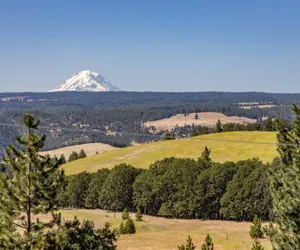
[
  {"left": 178, "top": 235, "right": 196, "bottom": 250},
  {"left": 251, "top": 239, "right": 264, "bottom": 250},
  {"left": 124, "top": 218, "right": 136, "bottom": 234},
  {"left": 68, "top": 151, "right": 79, "bottom": 162},
  {"left": 266, "top": 104, "right": 300, "bottom": 249},
  {"left": 215, "top": 119, "right": 223, "bottom": 133},
  {"left": 201, "top": 147, "right": 212, "bottom": 162},
  {"left": 122, "top": 207, "right": 130, "bottom": 220},
  {"left": 250, "top": 216, "right": 263, "bottom": 239},
  {"left": 0, "top": 114, "right": 64, "bottom": 249},
  {"left": 78, "top": 149, "right": 87, "bottom": 159},
  {"left": 195, "top": 114, "right": 199, "bottom": 120},
  {"left": 135, "top": 208, "right": 143, "bottom": 221},
  {"left": 59, "top": 154, "right": 67, "bottom": 164},
  {"left": 201, "top": 234, "right": 214, "bottom": 250},
  {"left": 119, "top": 221, "right": 125, "bottom": 234}
]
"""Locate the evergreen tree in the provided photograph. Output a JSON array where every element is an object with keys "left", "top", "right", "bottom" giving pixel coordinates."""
[
  {"left": 250, "top": 216, "right": 263, "bottom": 239},
  {"left": 59, "top": 154, "right": 67, "bottom": 164},
  {"left": 178, "top": 236, "right": 196, "bottom": 250},
  {"left": 124, "top": 218, "right": 136, "bottom": 234},
  {"left": 163, "top": 131, "right": 176, "bottom": 140},
  {"left": 68, "top": 151, "right": 79, "bottom": 162},
  {"left": 118, "top": 221, "right": 125, "bottom": 234},
  {"left": 215, "top": 119, "right": 223, "bottom": 133},
  {"left": 201, "top": 234, "right": 214, "bottom": 250},
  {"left": 0, "top": 114, "right": 64, "bottom": 249},
  {"left": 135, "top": 208, "right": 143, "bottom": 221},
  {"left": 251, "top": 239, "right": 264, "bottom": 250},
  {"left": 195, "top": 114, "right": 199, "bottom": 120},
  {"left": 201, "top": 147, "right": 212, "bottom": 162},
  {"left": 78, "top": 149, "right": 87, "bottom": 159},
  {"left": 267, "top": 104, "right": 300, "bottom": 249},
  {"left": 122, "top": 208, "right": 130, "bottom": 220}
]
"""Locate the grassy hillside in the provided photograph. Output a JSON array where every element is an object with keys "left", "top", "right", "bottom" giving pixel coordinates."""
[
  {"left": 41, "top": 143, "right": 115, "bottom": 157},
  {"left": 37, "top": 209, "right": 272, "bottom": 250},
  {"left": 63, "top": 131, "right": 277, "bottom": 175}
]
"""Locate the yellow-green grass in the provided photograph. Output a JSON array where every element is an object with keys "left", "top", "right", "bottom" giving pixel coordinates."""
[
  {"left": 63, "top": 131, "right": 278, "bottom": 175},
  {"left": 37, "top": 209, "right": 272, "bottom": 250}
]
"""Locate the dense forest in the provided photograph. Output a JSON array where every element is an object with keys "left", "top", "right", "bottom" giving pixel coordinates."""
[
  {"left": 59, "top": 155, "right": 274, "bottom": 222},
  {"left": 0, "top": 91, "right": 298, "bottom": 153}
]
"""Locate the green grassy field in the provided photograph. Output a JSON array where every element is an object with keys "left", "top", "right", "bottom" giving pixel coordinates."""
[
  {"left": 63, "top": 131, "right": 278, "bottom": 175},
  {"left": 37, "top": 209, "right": 271, "bottom": 250}
]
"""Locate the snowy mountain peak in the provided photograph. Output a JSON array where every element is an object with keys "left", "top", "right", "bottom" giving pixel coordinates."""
[{"left": 48, "top": 70, "right": 121, "bottom": 92}]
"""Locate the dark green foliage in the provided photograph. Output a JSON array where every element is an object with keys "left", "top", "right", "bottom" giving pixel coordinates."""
[
  {"left": 64, "top": 172, "right": 91, "bottom": 208},
  {"left": 44, "top": 217, "right": 117, "bottom": 250},
  {"left": 118, "top": 222, "right": 125, "bottom": 234},
  {"left": 250, "top": 216, "right": 264, "bottom": 239},
  {"left": 201, "top": 234, "right": 214, "bottom": 250},
  {"left": 263, "top": 118, "right": 275, "bottom": 131},
  {"left": 193, "top": 162, "right": 237, "bottom": 219},
  {"left": 220, "top": 159, "right": 272, "bottom": 221},
  {"left": 201, "top": 147, "right": 212, "bottom": 162},
  {"left": 195, "top": 114, "right": 199, "bottom": 120},
  {"left": 84, "top": 169, "right": 110, "bottom": 209},
  {"left": 0, "top": 114, "right": 64, "bottom": 249},
  {"left": 59, "top": 154, "right": 67, "bottom": 164},
  {"left": 122, "top": 208, "right": 130, "bottom": 220},
  {"left": 99, "top": 164, "right": 142, "bottom": 211},
  {"left": 68, "top": 151, "right": 79, "bottom": 162},
  {"left": 124, "top": 218, "right": 136, "bottom": 234},
  {"left": 215, "top": 119, "right": 223, "bottom": 133},
  {"left": 163, "top": 131, "right": 176, "bottom": 140},
  {"left": 267, "top": 104, "right": 300, "bottom": 249},
  {"left": 78, "top": 149, "right": 87, "bottom": 159},
  {"left": 135, "top": 208, "right": 143, "bottom": 221},
  {"left": 251, "top": 239, "right": 265, "bottom": 250},
  {"left": 178, "top": 236, "right": 196, "bottom": 250}
]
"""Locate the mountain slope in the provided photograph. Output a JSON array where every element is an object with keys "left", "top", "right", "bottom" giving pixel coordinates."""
[
  {"left": 48, "top": 70, "right": 121, "bottom": 92},
  {"left": 62, "top": 131, "right": 277, "bottom": 175}
]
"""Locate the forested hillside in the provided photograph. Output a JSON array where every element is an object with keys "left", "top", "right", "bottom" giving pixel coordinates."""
[{"left": 0, "top": 91, "right": 298, "bottom": 153}]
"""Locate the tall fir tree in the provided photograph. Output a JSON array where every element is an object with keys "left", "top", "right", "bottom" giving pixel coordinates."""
[
  {"left": 78, "top": 149, "right": 87, "bottom": 159},
  {"left": 267, "top": 104, "right": 300, "bottom": 249},
  {"left": 251, "top": 239, "right": 264, "bottom": 250},
  {"left": 201, "top": 234, "right": 214, "bottom": 250},
  {"left": 249, "top": 216, "right": 263, "bottom": 239},
  {"left": 201, "top": 147, "right": 212, "bottom": 163},
  {"left": 0, "top": 114, "right": 65, "bottom": 249},
  {"left": 178, "top": 236, "right": 196, "bottom": 250},
  {"left": 215, "top": 119, "right": 223, "bottom": 133}
]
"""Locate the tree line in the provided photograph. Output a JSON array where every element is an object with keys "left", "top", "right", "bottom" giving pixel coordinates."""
[{"left": 59, "top": 155, "right": 273, "bottom": 221}]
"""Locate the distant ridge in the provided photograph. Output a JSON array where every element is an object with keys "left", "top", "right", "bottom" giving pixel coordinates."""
[{"left": 48, "top": 70, "right": 121, "bottom": 92}]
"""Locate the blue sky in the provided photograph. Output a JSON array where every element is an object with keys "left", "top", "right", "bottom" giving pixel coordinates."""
[{"left": 0, "top": 0, "right": 299, "bottom": 92}]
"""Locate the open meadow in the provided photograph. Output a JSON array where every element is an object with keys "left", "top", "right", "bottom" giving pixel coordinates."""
[
  {"left": 63, "top": 131, "right": 278, "bottom": 175},
  {"left": 37, "top": 209, "right": 272, "bottom": 250}
]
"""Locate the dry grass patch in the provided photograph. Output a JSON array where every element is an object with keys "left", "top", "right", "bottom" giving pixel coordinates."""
[
  {"left": 39, "top": 209, "right": 271, "bottom": 250},
  {"left": 144, "top": 112, "right": 256, "bottom": 133},
  {"left": 41, "top": 143, "right": 116, "bottom": 157}
]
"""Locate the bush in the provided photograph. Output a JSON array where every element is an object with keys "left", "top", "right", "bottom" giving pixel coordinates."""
[
  {"left": 119, "top": 218, "right": 136, "bottom": 235},
  {"left": 122, "top": 208, "right": 129, "bottom": 220}
]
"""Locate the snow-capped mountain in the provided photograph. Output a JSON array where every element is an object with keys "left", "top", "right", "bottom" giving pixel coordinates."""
[{"left": 48, "top": 70, "right": 121, "bottom": 92}]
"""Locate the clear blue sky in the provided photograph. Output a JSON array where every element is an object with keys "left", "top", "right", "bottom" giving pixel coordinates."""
[{"left": 0, "top": 0, "right": 299, "bottom": 92}]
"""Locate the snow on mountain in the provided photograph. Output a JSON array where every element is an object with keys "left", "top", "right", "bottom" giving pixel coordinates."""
[{"left": 48, "top": 70, "right": 121, "bottom": 92}]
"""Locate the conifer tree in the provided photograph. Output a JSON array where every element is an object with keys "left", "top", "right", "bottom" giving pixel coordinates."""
[
  {"left": 0, "top": 114, "right": 64, "bottom": 249},
  {"left": 135, "top": 208, "right": 143, "bottom": 221},
  {"left": 68, "top": 151, "right": 79, "bottom": 162},
  {"left": 215, "top": 119, "right": 223, "bottom": 133},
  {"left": 201, "top": 234, "right": 214, "bottom": 250},
  {"left": 78, "top": 149, "right": 87, "bottom": 159},
  {"left": 195, "top": 114, "right": 199, "bottom": 120},
  {"left": 267, "top": 104, "right": 300, "bottom": 249},
  {"left": 124, "top": 218, "right": 136, "bottom": 234},
  {"left": 250, "top": 216, "right": 263, "bottom": 239},
  {"left": 178, "top": 235, "right": 196, "bottom": 250},
  {"left": 251, "top": 239, "right": 264, "bottom": 250},
  {"left": 122, "top": 208, "right": 130, "bottom": 220},
  {"left": 59, "top": 154, "right": 67, "bottom": 164},
  {"left": 201, "top": 147, "right": 212, "bottom": 162}
]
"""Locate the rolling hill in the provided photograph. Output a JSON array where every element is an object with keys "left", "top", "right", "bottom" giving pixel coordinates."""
[{"left": 63, "top": 131, "right": 278, "bottom": 175}]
